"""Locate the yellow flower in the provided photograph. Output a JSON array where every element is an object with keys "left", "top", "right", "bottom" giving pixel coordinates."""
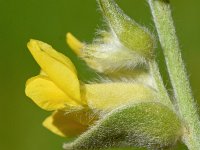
[
  {"left": 26, "top": 39, "right": 82, "bottom": 105},
  {"left": 25, "top": 39, "right": 92, "bottom": 137},
  {"left": 25, "top": 34, "right": 157, "bottom": 137}
]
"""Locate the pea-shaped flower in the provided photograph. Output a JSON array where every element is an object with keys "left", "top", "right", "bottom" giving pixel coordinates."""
[{"left": 25, "top": 39, "right": 158, "bottom": 137}]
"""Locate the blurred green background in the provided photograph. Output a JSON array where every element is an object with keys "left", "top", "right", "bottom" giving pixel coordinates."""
[{"left": 0, "top": 0, "right": 199, "bottom": 149}]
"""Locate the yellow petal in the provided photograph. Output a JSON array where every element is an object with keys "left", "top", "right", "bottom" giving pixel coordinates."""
[
  {"left": 36, "top": 40, "right": 77, "bottom": 74},
  {"left": 84, "top": 83, "right": 158, "bottom": 111},
  {"left": 43, "top": 110, "right": 97, "bottom": 137},
  {"left": 25, "top": 75, "right": 80, "bottom": 111},
  {"left": 66, "top": 32, "right": 83, "bottom": 55},
  {"left": 27, "top": 39, "right": 81, "bottom": 103}
]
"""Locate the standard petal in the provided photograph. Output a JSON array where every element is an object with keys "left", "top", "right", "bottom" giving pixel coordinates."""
[
  {"left": 27, "top": 39, "right": 81, "bottom": 103},
  {"left": 43, "top": 110, "right": 97, "bottom": 137},
  {"left": 36, "top": 40, "right": 77, "bottom": 74},
  {"left": 66, "top": 33, "right": 83, "bottom": 55},
  {"left": 84, "top": 83, "right": 158, "bottom": 111},
  {"left": 25, "top": 75, "right": 80, "bottom": 111}
]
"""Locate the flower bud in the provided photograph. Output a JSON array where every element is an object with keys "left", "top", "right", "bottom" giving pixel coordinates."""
[
  {"left": 67, "top": 32, "right": 147, "bottom": 73},
  {"left": 82, "top": 31, "right": 147, "bottom": 73},
  {"left": 66, "top": 0, "right": 156, "bottom": 73},
  {"left": 98, "top": 0, "right": 155, "bottom": 59}
]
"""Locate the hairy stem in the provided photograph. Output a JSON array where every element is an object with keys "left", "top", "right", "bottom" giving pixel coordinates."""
[
  {"left": 147, "top": 0, "right": 200, "bottom": 149},
  {"left": 149, "top": 61, "right": 173, "bottom": 108}
]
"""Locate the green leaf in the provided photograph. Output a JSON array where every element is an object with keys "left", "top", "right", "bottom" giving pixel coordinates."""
[{"left": 63, "top": 102, "right": 183, "bottom": 150}]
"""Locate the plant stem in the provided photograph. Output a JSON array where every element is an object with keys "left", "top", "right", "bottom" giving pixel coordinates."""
[
  {"left": 147, "top": 0, "right": 200, "bottom": 149},
  {"left": 149, "top": 61, "right": 173, "bottom": 108}
]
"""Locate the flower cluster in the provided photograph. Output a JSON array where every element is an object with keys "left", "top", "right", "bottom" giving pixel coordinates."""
[
  {"left": 25, "top": 0, "right": 156, "bottom": 138},
  {"left": 25, "top": 32, "right": 157, "bottom": 137},
  {"left": 25, "top": 0, "right": 183, "bottom": 149}
]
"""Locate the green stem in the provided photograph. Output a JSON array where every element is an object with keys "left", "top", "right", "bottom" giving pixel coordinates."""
[
  {"left": 147, "top": 0, "right": 200, "bottom": 149},
  {"left": 149, "top": 61, "right": 173, "bottom": 108}
]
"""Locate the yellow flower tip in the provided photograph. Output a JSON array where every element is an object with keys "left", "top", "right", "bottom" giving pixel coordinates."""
[
  {"left": 27, "top": 39, "right": 77, "bottom": 74},
  {"left": 27, "top": 39, "right": 82, "bottom": 102},
  {"left": 66, "top": 32, "right": 83, "bottom": 55},
  {"left": 42, "top": 111, "right": 90, "bottom": 137}
]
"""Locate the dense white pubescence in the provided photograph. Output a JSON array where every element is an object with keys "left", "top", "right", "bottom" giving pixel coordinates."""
[
  {"left": 88, "top": 72, "right": 155, "bottom": 91},
  {"left": 81, "top": 30, "right": 147, "bottom": 73},
  {"left": 63, "top": 102, "right": 182, "bottom": 150}
]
